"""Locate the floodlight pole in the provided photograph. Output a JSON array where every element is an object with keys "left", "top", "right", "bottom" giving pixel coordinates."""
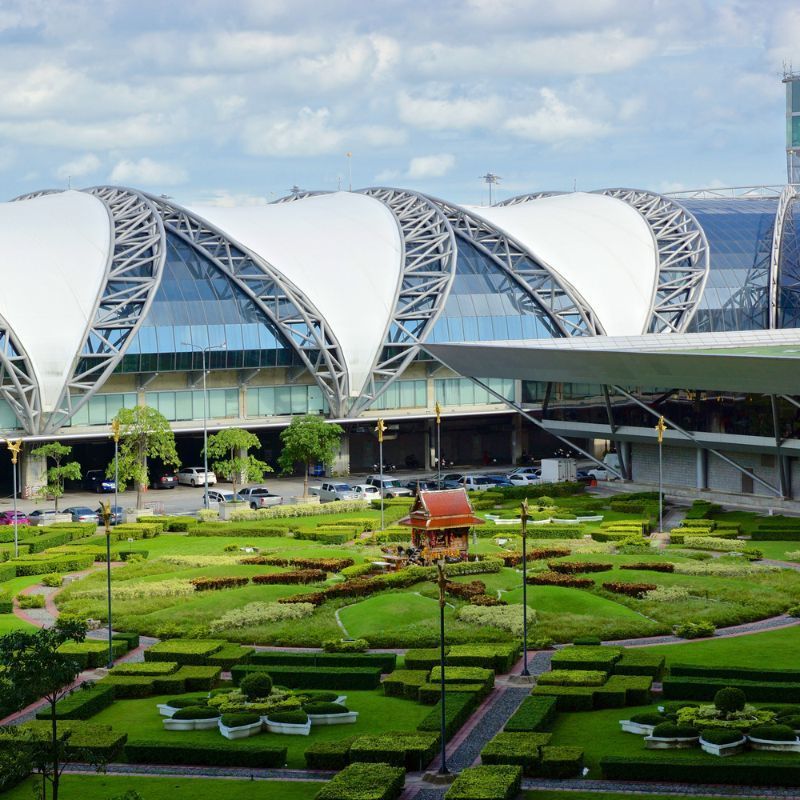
[
  {"left": 520, "top": 498, "right": 530, "bottom": 677},
  {"left": 436, "top": 559, "right": 449, "bottom": 775},
  {"left": 6, "top": 440, "right": 21, "bottom": 559}
]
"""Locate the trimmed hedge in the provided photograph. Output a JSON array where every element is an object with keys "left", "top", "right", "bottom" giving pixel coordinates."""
[
  {"left": 504, "top": 696, "right": 557, "bottom": 732},
  {"left": 57, "top": 639, "right": 126, "bottom": 669},
  {"left": 613, "top": 650, "right": 665, "bottom": 678},
  {"left": 550, "top": 646, "right": 622, "bottom": 672},
  {"left": 206, "top": 644, "right": 255, "bottom": 669},
  {"left": 143, "top": 639, "right": 225, "bottom": 665},
  {"left": 752, "top": 529, "right": 800, "bottom": 541},
  {"left": 383, "top": 670, "right": 430, "bottom": 700},
  {"left": 445, "top": 765, "right": 522, "bottom": 800},
  {"left": 417, "top": 691, "right": 480, "bottom": 741},
  {"left": 315, "top": 762, "right": 405, "bottom": 800},
  {"left": 663, "top": 677, "right": 800, "bottom": 702},
  {"left": 537, "top": 669, "right": 606, "bottom": 687},
  {"left": 304, "top": 736, "right": 359, "bottom": 770},
  {"left": 429, "top": 666, "right": 494, "bottom": 689},
  {"left": 405, "top": 647, "right": 450, "bottom": 672},
  {"left": 11, "top": 553, "right": 95, "bottom": 576},
  {"left": 670, "top": 663, "right": 800, "bottom": 683},
  {"left": 174, "top": 665, "right": 222, "bottom": 691},
  {"left": 110, "top": 661, "right": 179, "bottom": 676},
  {"left": 539, "top": 746, "right": 584, "bottom": 778},
  {"left": 349, "top": 732, "right": 439, "bottom": 771},
  {"left": 445, "top": 643, "right": 520, "bottom": 674},
  {"left": 231, "top": 664, "right": 382, "bottom": 690},
  {"left": 111, "top": 631, "right": 140, "bottom": 649},
  {"left": 12, "top": 721, "right": 126, "bottom": 762},
  {"left": 418, "top": 682, "right": 489, "bottom": 705},
  {"left": 250, "top": 650, "right": 396, "bottom": 673},
  {"left": 480, "top": 732, "right": 551, "bottom": 776},
  {"left": 35, "top": 683, "right": 115, "bottom": 720},
  {"left": 531, "top": 685, "right": 594, "bottom": 712},
  {"left": 600, "top": 754, "right": 800, "bottom": 786},
  {"left": 125, "top": 740, "right": 287, "bottom": 767}
]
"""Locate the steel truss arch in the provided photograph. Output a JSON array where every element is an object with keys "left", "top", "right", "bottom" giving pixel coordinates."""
[
  {"left": 0, "top": 313, "right": 40, "bottom": 433},
  {"left": 494, "top": 191, "right": 565, "bottom": 206},
  {"left": 41, "top": 186, "right": 167, "bottom": 433},
  {"left": 146, "top": 195, "right": 350, "bottom": 416},
  {"left": 427, "top": 197, "right": 603, "bottom": 337},
  {"left": 596, "top": 188, "right": 710, "bottom": 333},
  {"left": 770, "top": 185, "right": 798, "bottom": 328}
]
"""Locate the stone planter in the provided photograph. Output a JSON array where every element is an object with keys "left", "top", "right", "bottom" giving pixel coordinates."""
[
  {"left": 157, "top": 703, "right": 181, "bottom": 717},
  {"left": 124, "top": 508, "right": 152, "bottom": 524},
  {"left": 163, "top": 716, "right": 220, "bottom": 731},
  {"left": 219, "top": 502, "right": 247, "bottom": 520},
  {"left": 699, "top": 736, "right": 747, "bottom": 757},
  {"left": 264, "top": 718, "right": 312, "bottom": 735},
  {"left": 219, "top": 720, "right": 263, "bottom": 739},
  {"left": 644, "top": 735, "right": 699, "bottom": 749},
  {"left": 576, "top": 515, "right": 604, "bottom": 523},
  {"left": 308, "top": 710, "right": 359, "bottom": 726},
  {"left": 748, "top": 735, "right": 800, "bottom": 752},
  {"left": 619, "top": 720, "right": 656, "bottom": 735}
]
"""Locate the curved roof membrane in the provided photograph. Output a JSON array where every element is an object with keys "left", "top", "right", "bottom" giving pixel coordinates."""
[{"left": 475, "top": 192, "right": 657, "bottom": 335}]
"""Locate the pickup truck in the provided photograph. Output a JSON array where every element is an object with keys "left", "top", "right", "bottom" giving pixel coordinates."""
[
  {"left": 237, "top": 487, "right": 284, "bottom": 509},
  {"left": 309, "top": 482, "right": 358, "bottom": 502}
]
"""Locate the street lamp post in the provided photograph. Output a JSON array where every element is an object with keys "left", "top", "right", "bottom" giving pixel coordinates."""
[
  {"left": 6, "top": 440, "right": 22, "bottom": 558},
  {"left": 376, "top": 418, "right": 386, "bottom": 531},
  {"left": 435, "top": 559, "right": 449, "bottom": 775},
  {"left": 435, "top": 401, "right": 441, "bottom": 486},
  {"left": 111, "top": 418, "right": 120, "bottom": 528},
  {"left": 101, "top": 500, "right": 114, "bottom": 668},
  {"left": 520, "top": 498, "right": 530, "bottom": 677},
  {"left": 656, "top": 416, "right": 667, "bottom": 533},
  {"left": 182, "top": 342, "right": 226, "bottom": 510}
]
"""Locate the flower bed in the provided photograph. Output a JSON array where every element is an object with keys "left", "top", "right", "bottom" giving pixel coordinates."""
[
  {"left": 527, "top": 572, "right": 594, "bottom": 588},
  {"left": 163, "top": 706, "right": 221, "bottom": 731},
  {"left": 620, "top": 562, "right": 675, "bottom": 573},
  {"left": 190, "top": 576, "right": 250, "bottom": 591},
  {"left": 252, "top": 569, "right": 327, "bottom": 584},
  {"left": 602, "top": 581, "right": 658, "bottom": 598},
  {"left": 547, "top": 561, "right": 612, "bottom": 574},
  {"left": 219, "top": 712, "right": 263, "bottom": 740}
]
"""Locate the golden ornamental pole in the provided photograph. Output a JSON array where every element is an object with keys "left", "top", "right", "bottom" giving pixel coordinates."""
[
  {"left": 655, "top": 415, "right": 667, "bottom": 533},
  {"left": 375, "top": 418, "right": 387, "bottom": 531},
  {"left": 6, "top": 440, "right": 21, "bottom": 558}
]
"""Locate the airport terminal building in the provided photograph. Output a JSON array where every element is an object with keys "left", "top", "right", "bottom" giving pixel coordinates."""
[{"left": 3, "top": 77, "right": 800, "bottom": 503}]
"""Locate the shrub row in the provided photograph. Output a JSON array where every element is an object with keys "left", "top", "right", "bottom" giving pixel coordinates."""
[
  {"left": 35, "top": 683, "right": 116, "bottom": 720},
  {"left": 670, "top": 663, "right": 800, "bottom": 683},
  {"left": 613, "top": 650, "right": 665, "bottom": 678},
  {"left": 662, "top": 677, "right": 800, "bottom": 702},
  {"left": 532, "top": 675, "right": 652, "bottom": 711},
  {"left": 316, "top": 762, "right": 405, "bottom": 800},
  {"left": 250, "top": 650, "right": 397, "bottom": 673},
  {"left": 548, "top": 561, "right": 612, "bottom": 574},
  {"left": 620, "top": 562, "right": 674, "bottom": 573},
  {"left": 10, "top": 553, "right": 95, "bottom": 576},
  {"left": 6, "top": 721, "right": 126, "bottom": 762},
  {"left": 241, "top": 555, "right": 354, "bottom": 571},
  {"left": 445, "top": 765, "right": 521, "bottom": 800},
  {"left": 480, "top": 732, "right": 551, "bottom": 776},
  {"left": 501, "top": 547, "right": 570, "bottom": 567},
  {"left": 550, "top": 646, "right": 622, "bottom": 671},
  {"left": 349, "top": 732, "right": 439, "bottom": 771},
  {"left": 190, "top": 576, "right": 249, "bottom": 591},
  {"left": 602, "top": 581, "right": 657, "bottom": 598},
  {"left": 417, "top": 691, "right": 481, "bottom": 740},
  {"left": 125, "top": 740, "right": 286, "bottom": 767},
  {"left": 527, "top": 572, "right": 594, "bottom": 588},
  {"left": 504, "top": 696, "right": 557, "bottom": 732},
  {"left": 252, "top": 569, "right": 327, "bottom": 584},
  {"left": 144, "top": 639, "right": 225, "bottom": 665},
  {"left": 232, "top": 664, "right": 383, "bottom": 690}
]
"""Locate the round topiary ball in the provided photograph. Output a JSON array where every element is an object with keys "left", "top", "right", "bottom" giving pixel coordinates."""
[
  {"left": 714, "top": 686, "right": 746, "bottom": 714},
  {"left": 240, "top": 671, "right": 273, "bottom": 700}
]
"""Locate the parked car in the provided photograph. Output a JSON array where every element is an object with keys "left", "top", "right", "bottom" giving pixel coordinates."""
[
  {"left": 364, "top": 476, "right": 413, "bottom": 498},
  {"left": 507, "top": 472, "right": 539, "bottom": 486},
  {"left": 508, "top": 467, "right": 541, "bottom": 478},
  {"left": 442, "top": 473, "right": 463, "bottom": 483},
  {"left": 575, "top": 470, "right": 594, "bottom": 485},
  {"left": 63, "top": 506, "right": 100, "bottom": 523},
  {"left": 177, "top": 467, "right": 217, "bottom": 487},
  {"left": 207, "top": 489, "right": 237, "bottom": 505},
  {"left": 309, "top": 482, "right": 358, "bottom": 502},
  {"left": 587, "top": 467, "right": 613, "bottom": 481},
  {"left": 351, "top": 484, "right": 381, "bottom": 502},
  {"left": 404, "top": 479, "right": 440, "bottom": 495},
  {"left": 95, "top": 505, "right": 123, "bottom": 525},
  {"left": 237, "top": 487, "right": 283, "bottom": 509},
  {"left": 457, "top": 474, "right": 494, "bottom": 492},
  {"left": 28, "top": 509, "right": 61, "bottom": 526},
  {"left": 0, "top": 510, "right": 28, "bottom": 525},
  {"left": 83, "top": 469, "right": 115, "bottom": 493},
  {"left": 483, "top": 474, "right": 514, "bottom": 487},
  {"left": 149, "top": 471, "right": 177, "bottom": 489}
]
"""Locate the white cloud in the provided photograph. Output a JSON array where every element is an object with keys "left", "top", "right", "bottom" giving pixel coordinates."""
[
  {"left": 109, "top": 157, "right": 188, "bottom": 186},
  {"left": 504, "top": 88, "right": 611, "bottom": 143},
  {"left": 55, "top": 153, "right": 100, "bottom": 180},
  {"left": 242, "top": 107, "right": 404, "bottom": 157},
  {"left": 407, "top": 153, "right": 456, "bottom": 179},
  {"left": 397, "top": 92, "right": 503, "bottom": 130},
  {"left": 190, "top": 190, "right": 270, "bottom": 207}
]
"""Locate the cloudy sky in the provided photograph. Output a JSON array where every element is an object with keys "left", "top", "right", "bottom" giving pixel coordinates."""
[{"left": 0, "top": 0, "right": 798, "bottom": 205}]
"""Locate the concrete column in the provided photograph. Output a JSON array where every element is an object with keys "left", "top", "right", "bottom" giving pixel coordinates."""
[
  {"left": 239, "top": 384, "right": 248, "bottom": 420},
  {"left": 511, "top": 414, "right": 523, "bottom": 466},
  {"left": 329, "top": 433, "right": 350, "bottom": 477},
  {"left": 696, "top": 448, "right": 708, "bottom": 490},
  {"left": 426, "top": 420, "right": 435, "bottom": 470},
  {"left": 621, "top": 441, "right": 632, "bottom": 480},
  {"left": 20, "top": 445, "right": 47, "bottom": 497}
]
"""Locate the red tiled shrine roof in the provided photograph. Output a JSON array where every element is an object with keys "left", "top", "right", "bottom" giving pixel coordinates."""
[{"left": 398, "top": 488, "right": 483, "bottom": 530}]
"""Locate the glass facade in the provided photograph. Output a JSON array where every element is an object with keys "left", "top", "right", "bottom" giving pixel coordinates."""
[
  {"left": 778, "top": 198, "right": 800, "bottom": 328},
  {"left": 121, "top": 233, "right": 300, "bottom": 373},
  {"left": 678, "top": 199, "right": 777, "bottom": 331},
  {"left": 370, "top": 380, "right": 427, "bottom": 410},
  {"left": 427, "top": 236, "right": 561, "bottom": 343},
  {"left": 70, "top": 392, "right": 138, "bottom": 426},
  {"left": 246, "top": 384, "right": 326, "bottom": 417},
  {"left": 435, "top": 377, "right": 514, "bottom": 406}
]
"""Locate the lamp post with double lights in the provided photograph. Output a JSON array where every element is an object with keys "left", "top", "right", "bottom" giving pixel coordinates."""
[
  {"left": 101, "top": 500, "right": 114, "bottom": 668},
  {"left": 182, "top": 341, "right": 226, "bottom": 509},
  {"left": 435, "top": 401, "right": 442, "bottom": 487},
  {"left": 435, "top": 558, "right": 449, "bottom": 776},
  {"left": 111, "top": 418, "right": 120, "bottom": 528},
  {"left": 6, "top": 440, "right": 21, "bottom": 558},
  {"left": 656, "top": 415, "right": 667, "bottom": 533},
  {"left": 376, "top": 418, "right": 386, "bottom": 531},
  {"left": 520, "top": 497, "right": 530, "bottom": 678}
]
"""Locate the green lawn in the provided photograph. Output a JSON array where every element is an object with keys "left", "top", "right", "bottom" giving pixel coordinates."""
[
  {"left": 502, "top": 584, "right": 645, "bottom": 620},
  {"left": 6, "top": 775, "right": 321, "bottom": 800},
  {"left": 0, "top": 614, "right": 36, "bottom": 633},
  {"left": 338, "top": 591, "right": 455, "bottom": 639},
  {"left": 747, "top": 540, "right": 800, "bottom": 561},
  {"left": 525, "top": 793, "right": 765, "bottom": 800},
  {"left": 90, "top": 688, "right": 431, "bottom": 769}
]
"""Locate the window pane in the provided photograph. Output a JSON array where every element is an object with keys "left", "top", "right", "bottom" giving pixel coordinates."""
[
  {"left": 175, "top": 392, "right": 193, "bottom": 420},
  {"left": 275, "top": 386, "right": 291, "bottom": 415}
]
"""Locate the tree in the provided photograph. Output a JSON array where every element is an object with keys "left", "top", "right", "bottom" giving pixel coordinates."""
[
  {"left": 278, "top": 415, "right": 344, "bottom": 497},
  {"left": 30, "top": 443, "right": 81, "bottom": 512},
  {"left": 0, "top": 618, "right": 90, "bottom": 800},
  {"left": 107, "top": 406, "right": 180, "bottom": 509},
  {"left": 204, "top": 428, "right": 271, "bottom": 496}
]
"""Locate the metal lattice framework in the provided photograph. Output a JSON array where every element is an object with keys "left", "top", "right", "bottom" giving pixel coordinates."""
[
  {"left": 770, "top": 185, "right": 798, "bottom": 328},
  {"left": 427, "top": 196, "right": 603, "bottom": 337},
  {"left": 146, "top": 195, "right": 351, "bottom": 416},
  {"left": 595, "top": 189, "right": 710, "bottom": 333},
  {"left": 41, "top": 186, "right": 166, "bottom": 433},
  {"left": 0, "top": 314, "right": 40, "bottom": 433},
  {"left": 495, "top": 192, "right": 564, "bottom": 206}
]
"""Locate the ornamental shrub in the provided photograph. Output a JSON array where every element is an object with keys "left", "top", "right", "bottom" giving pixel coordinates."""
[
  {"left": 190, "top": 576, "right": 249, "bottom": 591},
  {"left": 322, "top": 638, "right": 370, "bottom": 653},
  {"left": 208, "top": 601, "right": 315, "bottom": 632},
  {"left": 674, "top": 620, "right": 716, "bottom": 639},
  {"left": 220, "top": 712, "right": 261, "bottom": 727},
  {"left": 749, "top": 724, "right": 797, "bottom": 741},
  {"left": 629, "top": 713, "right": 667, "bottom": 726},
  {"left": 16, "top": 593, "right": 45, "bottom": 609},
  {"left": 527, "top": 572, "right": 594, "bottom": 589},
  {"left": 651, "top": 722, "right": 699, "bottom": 738},
  {"left": 164, "top": 698, "right": 204, "bottom": 709},
  {"left": 714, "top": 687, "right": 747, "bottom": 713},
  {"left": 700, "top": 728, "right": 744, "bottom": 745},
  {"left": 304, "top": 701, "right": 349, "bottom": 715},
  {"left": 41, "top": 572, "right": 63, "bottom": 587},
  {"left": 240, "top": 671, "right": 273, "bottom": 699},
  {"left": 267, "top": 709, "right": 308, "bottom": 724},
  {"left": 251, "top": 569, "right": 326, "bottom": 584},
  {"left": 315, "top": 762, "right": 405, "bottom": 800},
  {"left": 602, "top": 581, "right": 657, "bottom": 598},
  {"left": 548, "top": 561, "right": 612, "bottom": 574},
  {"left": 171, "top": 706, "right": 220, "bottom": 720},
  {"left": 445, "top": 765, "right": 522, "bottom": 800},
  {"left": 456, "top": 604, "right": 533, "bottom": 637}
]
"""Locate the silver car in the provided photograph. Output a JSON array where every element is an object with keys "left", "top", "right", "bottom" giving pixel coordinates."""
[
  {"left": 177, "top": 467, "right": 217, "bottom": 487},
  {"left": 309, "top": 482, "right": 358, "bottom": 502},
  {"left": 237, "top": 487, "right": 283, "bottom": 509}
]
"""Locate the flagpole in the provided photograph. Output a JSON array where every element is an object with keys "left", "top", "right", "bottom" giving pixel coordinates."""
[
  {"left": 435, "top": 402, "right": 442, "bottom": 487},
  {"left": 656, "top": 416, "right": 666, "bottom": 533}
]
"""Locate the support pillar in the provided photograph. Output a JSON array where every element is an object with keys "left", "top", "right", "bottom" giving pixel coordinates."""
[
  {"left": 426, "top": 420, "right": 435, "bottom": 470},
  {"left": 329, "top": 432, "right": 350, "bottom": 477},
  {"left": 696, "top": 448, "right": 708, "bottom": 491},
  {"left": 20, "top": 445, "right": 47, "bottom": 498},
  {"left": 620, "top": 441, "right": 632, "bottom": 481},
  {"left": 511, "top": 414, "right": 523, "bottom": 466}
]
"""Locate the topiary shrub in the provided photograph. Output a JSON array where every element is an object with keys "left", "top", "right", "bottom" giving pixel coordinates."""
[
  {"left": 322, "top": 638, "right": 370, "bottom": 653},
  {"left": 171, "top": 705, "right": 220, "bottom": 720},
  {"left": 749, "top": 724, "right": 798, "bottom": 742},
  {"left": 714, "top": 687, "right": 746, "bottom": 714},
  {"left": 303, "top": 701, "right": 349, "bottom": 715},
  {"left": 165, "top": 697, "right": 204, "bottom": 709},
  {"left": 220, "top": 712, "right": 261, "bottom": 727},
  {"left": 651, "top": 722, "right": 699, "bottom": 739},
  {"left": 573, "top": 636, "right": 601, "bottom": 646},
  {"left": 779, "top": 714, "right": 800, "bottom": 730},
  {"left": 267, "top": 710, "right": 308, "bottom": 725},
  {"left": 662, "top": 701, "right": 699, "bottom": 716},
  {"left": 700, "top": 728, "right": 744, "bottom": 745},
  {"left": 41, "top": 573, "right": 63, "bottom": 587},
  {"left": 239, "top": 671, "right": 273, "bottom": 699},
  {"left": 298, "top": 691, "right": 339, "bottom": 703},
  {"left": 629, "top": 713, "right": 667, "bottom": 726}
]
